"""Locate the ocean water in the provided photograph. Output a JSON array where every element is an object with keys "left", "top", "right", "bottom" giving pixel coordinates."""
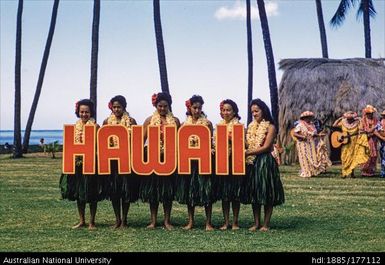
[{"left": 0, "top": 130, "right": 63, "bottom": 145}]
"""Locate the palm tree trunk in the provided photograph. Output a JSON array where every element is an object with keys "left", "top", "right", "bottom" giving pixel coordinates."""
[
  {"left": 246, "top": 0, "right": 253, "bottom": 125},
  {"left": 315, "top": 0, "right": 328, "bottom": 58},
  {"left": 13, "top": 0, "right": 23, "bottom": 158},
  {"left": 153, "top": 0, "right": 170, "bottom": 94},
  {"left": 90, "top": 0, "right": 100, "bottom": 119},
  {"left": 256, "top": 0, "right": 279, "bottom": 130},
  {"left": 362, "top": 0, "right": 371, "bottom": 58},
  {"left": 22, "top": 0, "right": 59, "bottom": 153}
]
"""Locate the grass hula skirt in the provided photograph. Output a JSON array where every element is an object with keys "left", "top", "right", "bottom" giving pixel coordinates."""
[
  {"left": 241, "top": 152, "right": 285, "bottom": 206},
  {"left": 59, "top": 163, "right": 101, "bottom": 203},
  {"left": 138, "top": 149, "right": 175, "bottom": 204},
  {"left": 106, "top": 160, "right": 139, "bottom": 202},
  {"left": 175, "top": 159, "right": 216, "bottom": 207},
  {"left": 215, "top": 157, "right": 244, "bottom": 201}
]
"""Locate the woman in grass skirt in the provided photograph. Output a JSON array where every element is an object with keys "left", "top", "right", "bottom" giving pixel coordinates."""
[
  {"left": 139, "top": 92, "right": 180, "bottom": 230},
  {"left": 215, "top": 99, "right": 244, "bottom": 230},
  {"left": 59, "top": 99, "right": 100, "bottom": 230},
  {"left": 103, "top": 95, "right": 139, "bottom": 228},
  {"left": 243, "top": 99, "right": 284, "bottom": 232},
  {"left": 175, "top": 95, "right": 216, "bottom": 231}
]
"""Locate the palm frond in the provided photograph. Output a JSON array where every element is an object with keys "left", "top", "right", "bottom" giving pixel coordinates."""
[
  {"left": 330, "top": 0, "right": 358, "bottom": 27},
  {"left": 357, "top": 0, "right": 377, "bottom": 19}
]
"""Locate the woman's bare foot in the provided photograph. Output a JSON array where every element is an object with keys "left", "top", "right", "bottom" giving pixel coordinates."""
[
  {"left": 232, "top": 224, "right": 240, "bottom": 230},
  {"left": 146, "top": 223, "right": 156, "bottom": 229},
  {"left": 205, "top": 224, "right": 214, "bottom": 231},
  {"left": 183, "top": 223, "right": 193, "bottom": 230},
  {"left": 112, "top": 220, "right": 121, "bottom": 229},
  {"left": 259, "top": 226, "right": 269, "bottom": 232},
  {"left": 72, "top": 222, "right": 86, "bottom": 229},
  {"left": 120, "top": 222, "right": 128, "bottom": 229},
  {"left": 219, "top": 224, "right": 229, "bottom": 231},
  {"left": 164, "top": 223, "right": 174, "bottom": 231},
  {"left": 88, "top": 223, "right": 96, "bottom": 230}
]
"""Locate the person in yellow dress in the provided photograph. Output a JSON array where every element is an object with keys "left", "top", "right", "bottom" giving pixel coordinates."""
[
  {"left": 332, "top": 111, "right": 369, "bottom": 178},
  {"left": 293, "top": 111, "right": 331, "bottom": 178}
]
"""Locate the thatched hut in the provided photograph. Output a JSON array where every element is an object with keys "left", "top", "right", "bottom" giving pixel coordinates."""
[{"left": 278, "top": 58, "right": 385, "bottom": 164}]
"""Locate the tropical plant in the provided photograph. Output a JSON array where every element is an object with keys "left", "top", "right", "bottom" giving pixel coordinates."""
[
  {"left": 283, "top": 141, "right": 295, "bottom": 165},
  {"left": 90, "top": 0, "right": 100, "bottom": 118},
  {"left": 22, "top": 0, "right": 60, "bottom": 153},
  {"left": 315, "top": 0, "right": 328, "bottom": 58},
  {"left": 246, "top": 0, "right": 253, "bottom": 125},
  {"left": 45, "top": 141, "right": 60, "bottom": 159},
  {"left": 153, "top": 0, "right": 170, "bottom": 95},
  {"left": 256, "top": 0, "right": 279, "bottom": 130},
  {"left": 330, "top": 0, "right": 376, "bottom": 58},
  {"left": 13, "top": 0, "right": 23, "bottom": 158}
]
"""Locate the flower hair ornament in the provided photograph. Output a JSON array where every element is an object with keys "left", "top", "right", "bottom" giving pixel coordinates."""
[
  {"left": 152, "top": 93, "right": 158, "bottom": 107},
  {"left": 219, "top": 101, "right": 225, "bottom": 118},
  {"left": 108, "top": 101, "right": 113, "bottom": 111},
  {"left": 75, "top": 101, "right": 79, "bottom": 113},
  {"left": 185, "top": 99, "right": 192, "bottom": 113}
]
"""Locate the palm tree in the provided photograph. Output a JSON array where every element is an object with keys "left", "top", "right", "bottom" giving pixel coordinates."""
[
  {"left": 153, "top": 0, "right": 170, "bottom": 94},
  {"left": 22, "top": 0, "right": 59, "bottom": 153},
  {"left": 13, "top": 0, "right": 23, "bottom": 158},
  {"left": 90, "top": 0, "right": 100, "bottom": 119},
  {"left": 256, "top": 0, "right": 279, "bottom": 129},
  {"left": 315, "top": 0, "right": 328, "bottom": 58},
  {"left": 246, "top": 0, "right": 253, "bottom": 125},
  {"left": 330, "top": 0, "right": 376, "bottom": 58}
]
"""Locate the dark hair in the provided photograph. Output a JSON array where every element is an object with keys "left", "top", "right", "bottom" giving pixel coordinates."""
[
  {"left": 249, "top": 98, "right": 275, "bottom": 125},
  {"left": 75, "top": 99, "right": 95, "bottom": 118},
  {"left": 109, "top": 95, "right": 127, "bottom": 110},
  {"left": 154, "top": 92, "right": 172, "bottom": 107},
  {"left": 221, "top": 99, "right": 241, "bottom": 120},
  {"left": 186, "top": 95, "right": 204, "bottom": 115}
]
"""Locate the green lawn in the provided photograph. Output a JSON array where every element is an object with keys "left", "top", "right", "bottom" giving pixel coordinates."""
[{"left": 1, "top": 154, "right": 384, "bottom": 252}]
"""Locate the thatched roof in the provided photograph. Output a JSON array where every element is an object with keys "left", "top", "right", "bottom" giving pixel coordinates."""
[{"left": 278, "top": 58, "right": 385, "bottom": 161}]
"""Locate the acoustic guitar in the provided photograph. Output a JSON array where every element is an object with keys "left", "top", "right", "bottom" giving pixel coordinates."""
[{"left": 330, "top": 131, "right": 362, "bottom": 148}]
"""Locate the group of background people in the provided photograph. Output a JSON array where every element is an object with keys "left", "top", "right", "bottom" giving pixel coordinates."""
[
  {"left": 294, "top": 105, "right": 385, "bottom": 179},
  {"left": 60, "top": 93, "right": 285, "bottom": 232}
]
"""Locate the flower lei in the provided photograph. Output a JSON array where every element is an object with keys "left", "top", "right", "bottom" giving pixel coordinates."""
[
  {"left": 245, "top": 120, "right": 270, "bottom": 165},
  {"left": 214, "top": 117, "right": 240, "bottom": 154},
  {"left": 184, "top": 114, "right": 210, "bottom": 147},
  {"left": 107, "top": 111, "right": 132, "bottom": 146},
  {"left": 297, "top": 120, "right": 316, "bottom": 136},
  {"left": 75, "top": 118, "right": 96, "bottom": 144},
  {"left": 341, "top": 118, "right": 360, "bottom": 130},
  {"left": 150, "top": 110, "right": 176, "bottom": 151},
  {"left": 74, "top": 118, "right": 96, "bottom": 165},
  {"left": 361, "top": 115, "right": 378, "bottom": 132}
]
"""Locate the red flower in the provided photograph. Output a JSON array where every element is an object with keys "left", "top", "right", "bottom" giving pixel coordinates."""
[
  {"left": 185, "top": 99, "right": 191, "bottom": 112},
  {"left": 108, "top": 101, "right": 113, "bottom": 110},
  {"left": 75, "top": 101, "right": 79, "bottom": 113},
  {"left": 220, "top": 101, "right": 225, "bottom": 118},
  {"left": 152, "top": 93, "right": 158, "bottom": 106}
]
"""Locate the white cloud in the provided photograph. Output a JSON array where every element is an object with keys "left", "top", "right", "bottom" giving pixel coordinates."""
[{"left": 214, "top": 0, "right": 278, "bottom": 21}]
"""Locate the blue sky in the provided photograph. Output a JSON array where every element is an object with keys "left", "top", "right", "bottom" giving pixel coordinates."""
[{"left": 1, "top": 0, "right": 384, "bottom": 129}]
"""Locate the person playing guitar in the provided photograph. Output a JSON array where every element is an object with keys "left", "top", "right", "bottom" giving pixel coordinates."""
[{"left": 332, "top": 111, "right": 369, "bottom": 178}]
